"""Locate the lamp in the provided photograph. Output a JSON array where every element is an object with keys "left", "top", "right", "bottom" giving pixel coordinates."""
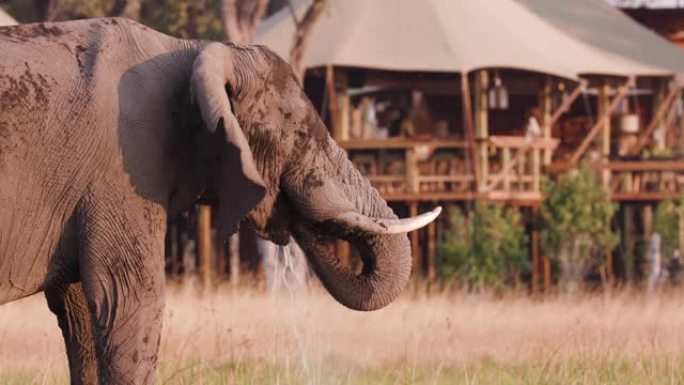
[{"left": 488, "top": 70, "right": 509, "bottom": 110}]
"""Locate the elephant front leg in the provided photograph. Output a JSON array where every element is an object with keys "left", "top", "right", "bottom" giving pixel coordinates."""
[
  {"left": 45, "top": 282, "right": 99, "bottom": 385},
  {"left": 78, "top": 196, "right": 166, "bottom": 385}
]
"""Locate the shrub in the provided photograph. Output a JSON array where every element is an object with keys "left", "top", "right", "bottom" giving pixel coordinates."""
[
  {"left": 540, "top": 165, "right": 617, "bottom": 292},
  {"left": 436, "top": 203, "right": 529, "bottom": 291}
]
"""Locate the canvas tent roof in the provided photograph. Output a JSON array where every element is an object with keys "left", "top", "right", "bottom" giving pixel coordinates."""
[
  {"left": 0, "top": 8, "right": 17, "bottom": 26},
  {"left": 256, "top": 0, "right": 684, "bottom": 80}
]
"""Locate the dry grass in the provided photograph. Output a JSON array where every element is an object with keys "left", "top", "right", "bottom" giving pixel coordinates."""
[{"left": 2, "top": 284, "right": 684, "bottom": 384}]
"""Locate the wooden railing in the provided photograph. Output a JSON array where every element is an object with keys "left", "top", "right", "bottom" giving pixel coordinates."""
[
  {"left": 483, "top": 136, "right": 559, "bottom": 201},
  {"left": 341, "top": 139, "right": 474, "bottom": 201},
  {"left": 342, "top": 137, "right": 684, "bottom": 203},
  {"left": 341, "top": 137, "right": 558, "bottom": 203},
  {"left": 606, "top": 160, "right": 684, "bottom": 201},
  {"left": 550, "top": 159, "right": 684, "bottom": 201}
]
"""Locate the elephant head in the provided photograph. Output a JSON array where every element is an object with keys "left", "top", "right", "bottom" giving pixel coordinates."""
[{"left": 190, "top": 43, "right": 440, "bottom": 311}]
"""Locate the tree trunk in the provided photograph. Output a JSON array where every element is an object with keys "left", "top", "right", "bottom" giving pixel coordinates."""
[
  {"left": 34, "top": 0, "right": 60, "bottom": 21},
  {"left": 289, "top": 0, "right": 328, "bottom": 83},
  {"left": 109, "top": 0, "right": 141, "bottom": 20},
  {"left": 221, "top": 0, "right": 269, "bottom": 44}
]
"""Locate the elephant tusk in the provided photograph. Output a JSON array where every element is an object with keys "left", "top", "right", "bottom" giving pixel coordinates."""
[{"left": 334, "top": 206, "right": 442, "bottom": 235}]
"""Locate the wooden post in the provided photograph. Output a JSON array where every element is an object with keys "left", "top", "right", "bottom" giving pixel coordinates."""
[
  {"left": 197, "top": 204, "right": 212, "bottom": 289},
  {"left": 605, "top": 247, "right": 613, "bottom": 285},
  {"left": 543, "top": 255, "right": 551, "bottom": 292},
  {"left": 427, "top": 217, "right": 436, "bottom": 281},
  {"left": 532, "top": 148, "right": 541, "bottom": 192},
  {"left": 643, "top": 204, "right": 653, "bottom": 237},
  {"left": 461, "top": 72, "right": 480, "bottom": 189},
  {"left": 653, "top": 79, "right": 668, "bottom": 152},
  {"left": 599, "top": 83, "right": 612, "bottom": 190},
  {"left": 502, "top": 146, "right": 511, "bottom": 192},
  {"left": 406, "top": 147, "right": 419, "bottom": 194},
  {"left": 623, "top": 204, "right": 636, "bottom": 282},
  {"left": 532, "top": 230, "right": 540, "bottom": 293},
  {"left": 517, "top": 149, "right": 525, "bottom": 191},
  {"left": 409, "top": 202, "right": 421, "bottom": 275},
  {"left": 325, "top": 65, "right": 340, "bottom": 139},
  {"left": 540, "top": 77, "right": 553, "bottom": 165},
  {"left": 229, "top": 232, "right": 240, "bottom": 288},
  {"left": 475, "top": 70, "right": 489, "bottom": 190}
]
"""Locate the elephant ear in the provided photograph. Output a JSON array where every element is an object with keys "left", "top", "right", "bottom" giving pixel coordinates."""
[{"left": 191, "top": 43, "right": 267, "bottom": 240}]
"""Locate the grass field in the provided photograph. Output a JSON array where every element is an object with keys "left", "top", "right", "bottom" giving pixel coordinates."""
[{"left": 2, "top": 284, "right": 684, "bottom": 384}]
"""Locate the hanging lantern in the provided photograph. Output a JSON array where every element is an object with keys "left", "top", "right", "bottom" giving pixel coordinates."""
[
  {"left": 488, "top": 70, "right": 509, "bottom": 110},
  {"left": 557, "top": 82, "right": 570, "bottom": 108}
]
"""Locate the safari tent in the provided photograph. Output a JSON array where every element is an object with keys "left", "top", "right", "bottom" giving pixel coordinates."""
[
  {"left": 257, "top": 0, "right": 684, "bottom": 283},
  {"left": 257, "top": 0, "right": 684, "bottom": 79}
]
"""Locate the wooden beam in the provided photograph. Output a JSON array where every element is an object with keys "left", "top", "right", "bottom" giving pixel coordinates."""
[
  {"left": 325, "top": 65, "right": 339, "bottom": 138},
  {"left": 549, "top": 80, "right": 588, "bottom": 127},
  {"left": 461, "top": 72, "right": 480, "bottom": 189},
  {"left": 630, "top": 82, "right": 682, "bottom": 155},
  {"left": 532, "top": 230, "right": 540, "bottom": 293},
  {"left": 197, "top": 204, "right": 212, "bottom": 289},
  {"left": 543, "top": 255, "right": 551, "bottom": 292},
  {"left": 427, "top": 218, "right": 436, "bottom": 281},
  {"left": 229, "top": 232, "right": 240, "bottom": 288},
  {"left": 409, "top": 202, "right": 421, "bottom": 276},
  {"left": 475, "top": 70, "right": 490, "bottom": 189},
  {"left": 541, "top": 77, "right": 553, "bottom": 165},
  {"left": 569, "top": 78, "right": 633, "bottom": 166},
  {"left": 340, "top": 139, "right": 468, "bottom": 150},
  {"left": 599, "top": 83, "right": 612, "bottom": 189}
]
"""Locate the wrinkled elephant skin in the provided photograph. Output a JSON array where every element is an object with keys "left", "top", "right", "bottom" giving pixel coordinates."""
[{"left": 0, "top": 18, "right": 437, "bottom": 385}]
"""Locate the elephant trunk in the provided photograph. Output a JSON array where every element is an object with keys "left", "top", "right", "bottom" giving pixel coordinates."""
[{"left": 288, "top": 141, "right": 413, "bottom": 311}]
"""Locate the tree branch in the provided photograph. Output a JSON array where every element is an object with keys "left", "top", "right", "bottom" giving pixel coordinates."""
[{"left": 289, "top": 0, "right": 328, "bottom": 83}]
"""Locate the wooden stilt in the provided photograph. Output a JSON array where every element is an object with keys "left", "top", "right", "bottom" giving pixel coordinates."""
[
  {"left": 532, "top": 230, "right": 540, "bottom": 293},
  {"left": 409, "top": 202, "right": 421, "bottom": 276},
  {"left": 543, "top": 255, "right": 551, "bottom": 292},
  {"left": 643, "top": 205, "right": 653, "bottom": 237},
  {"left": 623, "top": 204, "right": 635, "bottom": 282},
  {"left": 427, "top": 217, "right": 436, "bottom": 281},
  {"left": 605, "top": 247, "right": 613, "bottom": 285},
  {"left": 197, "top": 204, "right": 212, "bottom": 289},
  {"left": 229, "top": 232, "right": 240, "bottom": 288}
]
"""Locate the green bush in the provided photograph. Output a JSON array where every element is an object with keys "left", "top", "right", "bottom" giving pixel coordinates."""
[
  {"left": 436, "top": 203, "right": 529, "bottom": 291},
  {"left": 540, "top": 165, "right": 617, "bottom": 292},
  {"left": 653, "top": 198, "right": 683, "bottom": 265}
]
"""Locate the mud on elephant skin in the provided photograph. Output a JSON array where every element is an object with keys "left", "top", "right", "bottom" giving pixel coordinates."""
[{"left": 0, "top": 18, "right": 440, "bottom": 384}]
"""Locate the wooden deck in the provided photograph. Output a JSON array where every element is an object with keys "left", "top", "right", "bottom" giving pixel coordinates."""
[{"left": 342, "top": 137, "right": 684, "bottom": 204}]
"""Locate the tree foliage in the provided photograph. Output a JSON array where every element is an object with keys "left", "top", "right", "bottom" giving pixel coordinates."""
[
  {"left": 540, "top": 165, "right": 618, "bottom": 291},
  {"left": 2, "top": 0, "right": 327, "bottom": 82},
  {"left": 436, "top": 203, "right": 529, "bottom": 291},
  {"left": 653, "top": 198, "right": 683, "bottom": 262}
]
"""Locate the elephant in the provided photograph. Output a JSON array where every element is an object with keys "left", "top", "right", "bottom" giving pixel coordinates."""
[{"left": 0, "top": 18, "right": 440, "bottom": 384}]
